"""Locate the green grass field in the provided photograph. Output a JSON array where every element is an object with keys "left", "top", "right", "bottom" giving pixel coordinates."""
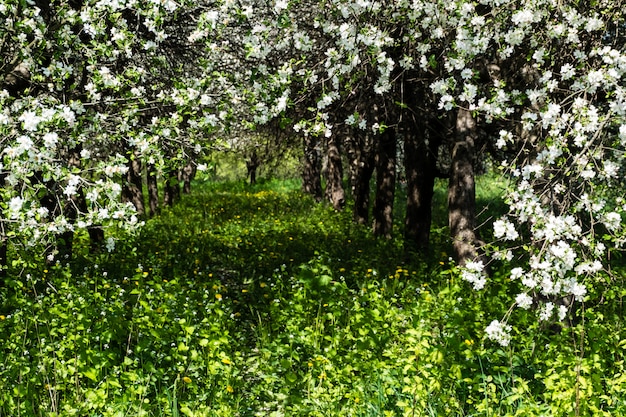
[{"left": 1, "top": 178, "right": 626, "bottom": 416}]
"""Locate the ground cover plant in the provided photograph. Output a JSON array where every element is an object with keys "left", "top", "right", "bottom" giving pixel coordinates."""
[{"left": 1, "top": 178, "right": 626, "bottom": 416}]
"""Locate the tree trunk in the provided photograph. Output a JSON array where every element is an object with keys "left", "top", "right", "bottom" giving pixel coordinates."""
[
  {"left": 404, "top": 130, "right": 439, "bottom": 254},
  {"left": 353, "top": 160, "right": 374, "bottom": 225},
  {"left": 86, "top": 225, "right": 105, "bottom": 252},
  {"left": 346, "top": 131, "right": 375, "bottom": 225},
  {"left": 163, "top": 169, "right": 180, "bottom": 207},
  {"left": 147, "top": 164, "right": 159, "bottom": 217},
  {"left": 0, "top": 169, "right": 5, "bottom": 281},
  {"left": 246, "top": 151, "right": 260, "bottom": 185},
  {"left": 62, "top": 147, "right": 105, "bottom": 257},
  {"left": 3, "top": 62, "right": 30, "bottom": 97},
  {"left": 301, "top": 136, "right": 323, "bottom": 202},
  {"left": 53, "top": 147, "right": 84, "bottom": 260},
  {"left": 372, "top": 128, "right": 397, "bottom": 238},
  {"left": 181, "top": 161, "right": 196, "bottom": 194},
  {"left": 448, "top": 107, "right": 479, "bottom": 265},
  {"left": 0, "top": 228, "right": 6, "bottom": 286},
  {"left": 324, "top": 133, "right": 345, "bottom": 210},
  {"left": 122, "top": 153, "right": 145, "bottom": 216}
]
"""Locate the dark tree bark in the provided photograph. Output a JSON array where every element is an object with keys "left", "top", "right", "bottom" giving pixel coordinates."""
[
  {"left": 86, "top": 225, "right": 105, "bottom": 252},
  {"left": 33, "top": 173, "right": 63, "bottom": 262},
  {"left": 346, "top": 131, "right": 375, "bottom": 225},
  {"left": 67, "top": 147, "right": 105, "bottom": 253},
  {"left": 1, "top": 171, "right": 8, "bottom": 283},
  {"left": 54, "top": 148, "right": 82, "bottom": 260},
  {"left": 246, "top": 151, "right": 260, "bottom": 185},
  {"left": 181, "top": 161, "right": 196, "bottom": 194},
  {"left": 0, "top": 158, "right": 6, "bottom": 285},
  {"left": 372, "top": 128, "right": 397, "bottom": 238},
  {"left": 353, "top": 161, "right": 374, "bottom": 225},
  {"left": 448, "top": 107, "right": 479, "bottom": 265},
  {"left": 147, "top": 164, "right": 159, "bottom": 217},
  {"left": 324, "top": 133, "right": 345, "bottom": 210},
  {"left": 163, "top": 169, "right": 180, "bottom": 207},
  {"left": 122, "top": 153, "right": 145, "bottom": 216},
  {"left": 2, "top": 63, "right": 30, "bottom": 97},
  {"left": 301, "top": 136, "right": 323, "bottom": 202},
  {"left": 404, "top": 128, "right": 440, "bottom": 253},
  {"left": 0, "top": 224, "right": 6, "bottom": 286}
]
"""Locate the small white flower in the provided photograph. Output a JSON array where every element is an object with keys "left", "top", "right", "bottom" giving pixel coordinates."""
[
  {"left": 560, "top": 63, "right": 576, "bottom": 80},
  {"left": 485, "top": 320, "right": 512, "bottom": 346},
  {"left": 8, "top": 196, "right": 23, "bottom": 218},
  {"left": 585, "top": 16, "right": 603, "bottom": 32},
  {"left": 566, "top": 280, "right": 587, "bottom": 302},
  {"left": 461, "top": 260, "right": 487, "bottom": 290},
  {"left": 602, "top": 212, "right": 621, "bottom": 232},
  {"left": 19, "top": 111, "right": 41, "bottom": 131},
  {"left": 460, "top": 68, "right": 473, "bottom": 80},
  {"left": 43, "top": 132, "right": 59, "bottom": 149},
  {"left": 539, "top": 302, "right": 554, "bottom": 321},
  {"left": 515, "top": 293, "right": 533, "bottom": 309},
  {"left": 619, "top": 125, "right": 626, "bottom": 144},
  {"left": 580, "top": 169, "right": 596, "bottom": 180},
  {"left": 98, "top": 208, "right": 109, "bottom": 220},
  {"left": 493, "top": 218, "right": 519, "bottom": 240},
  {"left": 511, "top": 9, "right": 535, "bottom": 25},
  {"left": 603, "top": 160, "right": 619, "bottom": 179},
  {"left": 64, "top": 185, "right": 77, "bottom": 197},
  {"left": 274, "top": 0, "right": 288, "bottom": 13}
]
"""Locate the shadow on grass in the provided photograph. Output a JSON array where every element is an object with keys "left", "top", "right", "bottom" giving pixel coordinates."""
[{"left": 134, "top": 180, "right": 406, "bottom": 285}]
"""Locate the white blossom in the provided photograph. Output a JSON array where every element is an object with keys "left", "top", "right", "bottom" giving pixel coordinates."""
[
  {"left": 493, "top": 218, "right": 519, "bottom": 240},
  {"left": 603, "top": 212, "right": 622, "bottom": 232},
  {"left": 461, "top": 260, "right": 487, "bottom": 290},
  {"left": 19, "top": 111, "right": 40, "bottom": 131},
  {"left": 8, "top": 196, "right": 24, "bottom": 218},
  {"left": 515, "top": 293, "right": 533, "bottom": 309},
  {"left": 539, "top": 302, "right": 554, "bottom": 321},
  {"left": 560, "top": 63, "right": 576, "bottom": 80},
  {"left": 485, "top": 320, "right": 511, "bottom": 346},
  {"left": 274, "top": 0, "right": 288, "bottom": 13}
]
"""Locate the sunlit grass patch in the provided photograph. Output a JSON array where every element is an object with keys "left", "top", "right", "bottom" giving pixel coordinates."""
[{"left": 2, "top": 179, "right": 626, "bottom": 416}]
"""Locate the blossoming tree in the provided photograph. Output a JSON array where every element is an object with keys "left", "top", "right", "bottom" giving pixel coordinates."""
[
  {"left": 2, "top": 0, "right": 626, "bottom": 346},
  {"left": 0, "top": 0, "right": 235, "bottom": 269},
  {"left": 208, "top": 0, "right": 626, "bottom": 344}
]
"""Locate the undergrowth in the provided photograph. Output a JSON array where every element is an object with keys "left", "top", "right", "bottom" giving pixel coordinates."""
[{"left": 1, "top": 178, "right": 625, "bottom": 416}]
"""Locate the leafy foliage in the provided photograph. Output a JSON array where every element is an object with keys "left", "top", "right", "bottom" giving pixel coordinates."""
[{"left": 1, "top": 180, "right": 626, "bottom": 416}]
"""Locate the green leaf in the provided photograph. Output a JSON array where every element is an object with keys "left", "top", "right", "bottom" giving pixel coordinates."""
[
  {"left": 83, "top": 368, "right": 98, "bottom": 382},
  {"left": 318, "top": 274, "right": 332, "bottom": 287},
  {"left": 286, "top": 371, "right": 298, "bottom": 384}
]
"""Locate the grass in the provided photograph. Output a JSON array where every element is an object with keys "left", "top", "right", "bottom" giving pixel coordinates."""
[{"left": 1, "top": 177, "right": 626, "bottom": 416}]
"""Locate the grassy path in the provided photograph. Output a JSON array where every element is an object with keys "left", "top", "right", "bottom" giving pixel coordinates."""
[{"left": 1, "top": 179, "right": 624, "bottom": 416}]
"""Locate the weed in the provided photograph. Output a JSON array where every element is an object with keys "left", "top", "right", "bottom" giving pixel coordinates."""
[{"left": 1, "top": 179, "right": 625, "bottom": 416}]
